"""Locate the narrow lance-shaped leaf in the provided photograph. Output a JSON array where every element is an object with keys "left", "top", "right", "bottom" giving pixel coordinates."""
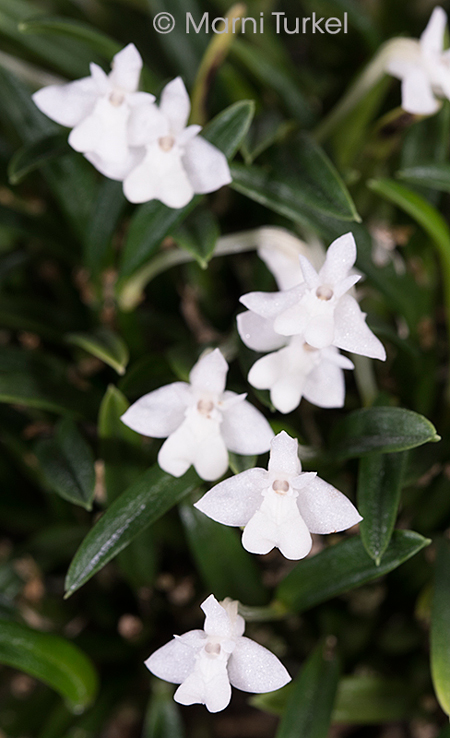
[
  {"left": 329, "top": 407, "right": 440, "bottom": 460},
  {"left": 65, "top": 466, "right": 200, "bottom": 597},
  {"left": 143, "top": 681, "right": 185, "bottom": 738},
  {"left": 397, "top": 163, "right": 450, "bottom": 194},
  {"left": 8, "top": 133, "right": 70, "bottom": 185},
  {"left": 179, "top": 504, "right": 268, "bottom": 606},
  {"left": 431, "top": 538, "right": 450, "bottom": 717},
  {"left": 275, "top": 531, "right": 430, "bottom": 614},
  {"left": 35, "top": 418, "right": 96, "bottom": 511},
  {"left": 172, "top": 209, "right": 219, "bottom": 268},
  {"left": 0, "top": 619, "right": 98, "bottom": 712},
  {"left": 117, "top": 100, "right": 255, "bottom": 283},
  {"left": 84, "top": 179, "right": 127, "bottom": 276},
  {"left": 66, "top": 328, "right": 129, "bottom": 376},
  {"left": 358, "top": 451, "right": 407, "bottom": 565},
  {"left": 276, "top": 640, "right": 340, "bottom": 738}
]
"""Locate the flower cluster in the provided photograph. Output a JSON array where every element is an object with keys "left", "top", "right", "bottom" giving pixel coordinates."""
[
  {"left": 195, "top": 431, "right": 362, "bottom": 560},
  {"left": 238, "top": 231, "right": 386, "bottom": 414},
  {"left": 386, "top": 6, "right": 450, "bottom": 115},
  {"left": 32, "top": 44, "right": 231, "bottom": 208},
  {"left": 146, "top": 595, "right": 291, "bottom": 712},
  {"left": 121, "top": 348, "right": 274, "bottom": 481}
]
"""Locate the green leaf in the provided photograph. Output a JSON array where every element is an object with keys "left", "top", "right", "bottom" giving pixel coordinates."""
[
  {"left": 358, "top": 452, "right": 407, "bottom": 565},
  {"left": 18, "top": 16, "right": 122, "bottom": 59},
  {"left": 431, "top": 538, "right": 450, "bottom": 717},
  {"left": 0, "top": 618, "right": 98, "bottom": 712},
  {"left": 179, "top": 504, "right": 267, "bottom": 606},
  {"left": 35, "top": 418, "right": 96, "bottom": 511},
  {"left": 8, "top": 133, "right": 69, "bottom": 184},
  {"left": 231, "top": 134, "right": 360, "bottom": 224},
  {"left": 329, "top": 407, "right": 440, "bottom": 460},
  {"left": 275, "top": 531, "right": 430, "bottom": 614},
  {"left": 252, "top": 674, "right": 412, "bottom": 723},
  {"left": 65, "top": 466, "right": 200, "bottom": 597},
  {"left": 66, "top": 328, "right": 129, "bottom": 376},
  {"left": 172, "top": 209, "right": 219, "bottom": 268},
  {"left": 117, "top": 100, "right": 254, "bottom": 283},
  {"left": 98, "top": 385, "right": 144, "bottom": 503},
  {"left": 276, "top": 641, "right": 339, "bottom": 738},
  {"left": 143, "top": 681, "right": 185, "bottom": 738},
  {"left": 84, "top": 179, "right": 127, "bottom": 275},
  {"left": 397, "top": 163, "right": 450, "bottom": 193}
]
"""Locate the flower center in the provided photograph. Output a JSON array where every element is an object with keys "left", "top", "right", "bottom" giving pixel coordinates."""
[
  {"left": 316, "top": 285, "right": 334, "bottom": 301},
  {"left": 272, "top": 479, "right": 290, "bottom": 495},
  {"left": 197, "top": 399, "right": 214, "bottom": 417},
  {"left": 303, "top": 342, "right": 317, "bottom": 352},
  {"left": 158, "top": 135, "right": 176, "bottom": 152},
  {"left": 205, "top": 642, "right": 221, "bottom": 656},
  {"left": 109, "top": 90, "right": 125, "bottom": 107}
]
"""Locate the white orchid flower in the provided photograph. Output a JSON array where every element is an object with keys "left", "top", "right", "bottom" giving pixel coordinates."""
[
  {"left": 386, "top": 6, "right": 450, "bottom": 115},
  {"left": 248, "top": 336, "right": 354, "bottom": 414},
  {"left": 122, "top": 77, "right": 231, "bottom": 208},
  {"left": 239, "top": 233, "right": 386, "bottom": 360},
  {"left": 32, "top": 44, "right": 154, "bottom": 180},
  {"left": 146, "top": 594, "right": 291, "bottom": 712},
  {"left": 256, "top": 229, "right": 325, "bottom": 291},
  {"left": 195, "top": 431, "right": 362, "bottom": 560},
  {"left": 120, "top": 348, "right": 273, "bottom": 481}
]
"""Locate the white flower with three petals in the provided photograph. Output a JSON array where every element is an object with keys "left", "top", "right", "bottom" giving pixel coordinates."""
[
  {"left": 238, "top": 232, "right": 386, "bottom": 360},
  {"left": 195, "top": 431, "right": 362, "bottom": 560},
  {"left": 146, "top": 594, "right": 291, "bottom": 712},
  {"left": 120, "top": 348, "right": 274, "bottom": 481},
  {"left": 32, "top": 44, "right": 154, "bottom": 180},
  {"left": 386, "top": 6, "right": 450, "bottom": 115},
  {"left": 123, "top": 77, "right": 232, "bottom": 208}
]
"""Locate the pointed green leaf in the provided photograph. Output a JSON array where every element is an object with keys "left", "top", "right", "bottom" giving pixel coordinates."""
[
  {"left": 65, "top": 466, "right": 199, "bottom": 597},
  {"left": 35, "top": 418, "right": 95, "bottom": 510},
  {"left": 275, "top": 531, "right": 430, "bottom": 614},
  {"left": 329, "top": 407, "right": 440, "bottom": 460},
  {"left": 8, "top": 133, "right": 69, "bottom": 184},
  {"left": 117, "top": 100, "right": 254, "bottom": 282},
  {"left": 66, "top": 328, "right": 129, "bottom": 376},
  {"left": 0, "top": 619, "right": 98, "bottom": 712},
  {"left": 18, "top": 16, "right": 122, "bottom": 59},
  {"left": 172, "top": 209, "right": 219, "bottom": 268},
  {"left": 84, "top": 179, "right": 127, "bottom": 275},
  {"left": 179, "top": 504, "right": 267, "bottom": 606},
  {"left": 276, "top": 641, "right": 339, "bottom": 738},
  {"left": 231, "top": 133, "right": 360, "bottom": 223},
  {"left": 358, "top": 451, "right": 407, "bottom": 564},
  {"left": 397, "top": 163, "right": 450, "bottom": 193},
  {"left": 431, "top": 538, "right": 450, "bottom": 717}
]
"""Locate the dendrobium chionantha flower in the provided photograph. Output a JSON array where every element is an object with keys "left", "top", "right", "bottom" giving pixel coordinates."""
[
  {"left": 386, "top": 6, "right": 450, "bottom": 115},
  {"left": 146, "top": 594, "right": 291, "bottom": 712},
  {"left": 195, "top": 431, "right": 362, "bottom": 560},
  {"left": 120, "top": 348, "right": 274, "bottom": 481},
  {"left": 237, "top": 232, "right": 385, "bottom": 413},
  {"left": 32, "top": 46, "right": 231, "bottom": 208}
]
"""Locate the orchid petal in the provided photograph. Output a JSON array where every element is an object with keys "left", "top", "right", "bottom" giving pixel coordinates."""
[
  {"left": 121, "top": 382, "right": 191, "bottom": 436},
  {"left": 303, "top": 358, "right": 347, "bottom": 408},
  {"left": 228, "top": 636, "right": 291, "bottom": 693},
  {"left": 182, "top": 136, "right": 232, "bottom": 194},
  {"left": 109, "top": 43, "right": 142, "bottom": 92},
  {"left": 333, "top": 294, "right": 386, "bottom": 360},
  {"left": 221, "top": 396, "right": 274, "bottom": 455},
  {"left": 85, "top": 147, "right": 145, "bottom": 181},
  {"left": 32, "top": 77, "right": 98, "bottom": 127},
  {"left": 420, "top": 6, "right": 447, "bottom": 57},
  {"left": 189, "top": 348, "right": 228, "bottom": 395},
  {"left": 268, "top": 431, "right": 301, "bottom": 476},
  {"left": 194, "top": 468, "right": 267, "bottom": 526},
  {"left": 304, "top": 312, "right": 336, "bottom": 349},
  {"left": 123, "top": 142, "right": 194, "bottom": 207},
  {"left": 240, "top": 285, "right": 304, "bottom": 319},
  {"left": 175, "top": 662, "right": 232, "bottom": 712},
  {"left": 201, "top": 595, "right": 233, "bottom": 638},
  {"left": 160, "top": 77, "right": 191, "bottom": 134},
  {"left": 237, "top": 311, "right": 287, "bottom": 352},
  {"left": 298, "top": 254, "right": 320, "bottom": 288},
  {"left": 127, "top": 102, "right": 168, "bottom": 146},
  {"left": 272, "top": 302, "right": 309, "bottom": 336},
  {"left": 318, "top": 232, "right": 357, "bottom": 285},
  {"left": 145, "top": 630, "right": 205, "bottom": 683},
  {"left": 297, "top": 476, "right": 362, "bottom": 534},
  {"left": 242, "top": 499, "right": 312, "bottom": 559},
  {"left": 401, "top": 68, "right": 440, "bottom": 115}
]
